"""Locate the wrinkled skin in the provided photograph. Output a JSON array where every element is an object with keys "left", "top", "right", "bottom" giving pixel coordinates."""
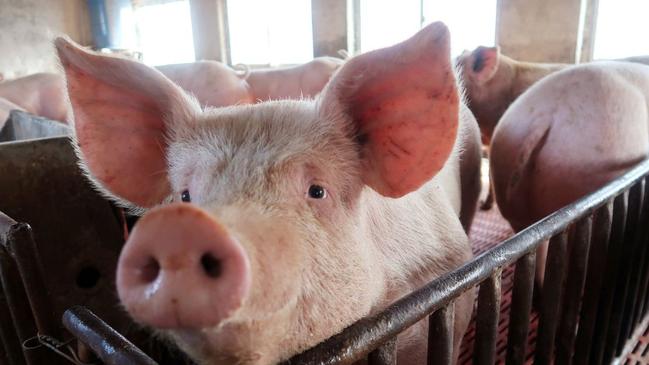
[
  {"left": 457, "top": 46, "right": 649, "bottom": 144},
  {"left": 0, "top": 72, "right": 67, "bottom": 123},
  {"left": 490, "top": 62, "right": 649, "bottom": 285},
  {"left": 245, "top": 57, "right": 344, "bottom": 101},
  {"left": 56, "top": 22, "right": 479, "bottom": 365}
]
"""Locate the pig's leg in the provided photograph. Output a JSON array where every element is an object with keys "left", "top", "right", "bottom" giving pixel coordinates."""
[{"left": 459, "top": 107, "right": 482, "bottom": 231}]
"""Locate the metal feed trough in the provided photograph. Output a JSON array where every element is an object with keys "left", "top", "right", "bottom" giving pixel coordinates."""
[{"left": 1, "top": 110, "right": 649, "bottom": 365}]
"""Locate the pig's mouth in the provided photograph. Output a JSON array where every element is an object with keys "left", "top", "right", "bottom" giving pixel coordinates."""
[{"left": 160, "top": 293, "right": 302, "bottom": 365}]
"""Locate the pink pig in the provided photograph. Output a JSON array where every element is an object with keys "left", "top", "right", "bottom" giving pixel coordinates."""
[
  {"left": 56, "top": 22, "right": 480, "bottom": 365},
  {"left": 0, "top": 72, "right": 68, "bottom": 123}
]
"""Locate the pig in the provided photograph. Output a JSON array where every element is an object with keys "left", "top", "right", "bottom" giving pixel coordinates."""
[
  {"left": 156, "top": 61, "right": 255, "bottom": 107},
  {"left": 56, "top": 21, "right": 481, "bottom": 365},
  {"left": 457, "top": 46, "right": 649, "bottom": 144},
  {"left": 489, "top": 61, "right": 649, "bottom": 285},
  {"left": 0, "top": 72, "right": 68, "bottom": 123},
  {"left": 243, "top": 57, "right": 344, "bottom": 101},
  {"left": 156, "top": 57, "right": 342, "bottom": 109}
]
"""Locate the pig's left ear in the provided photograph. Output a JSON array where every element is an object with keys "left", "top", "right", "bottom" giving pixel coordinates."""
[{"left": 318, "top": 22, "right": 459, "bottom": 198}]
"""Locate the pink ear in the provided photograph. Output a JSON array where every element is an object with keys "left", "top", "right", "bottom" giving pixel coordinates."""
[
  {"left": 55, "top": 38, "right": 199, "bottom": 207},
  {"left": 319, "top": 22, "right": 459, "bottom": 198},
  {"left": 471, "top": 46, "right": 500, "bottom": 83}
]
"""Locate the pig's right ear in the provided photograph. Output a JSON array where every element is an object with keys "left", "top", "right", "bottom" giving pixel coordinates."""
[
  {"left": 469, "top": 46, "right": 500, "bottom": 84},
  {"left": 55, "top": 38, "right": 199, "bottom": 207},
  {"left": 318, "top": 22, "right": 459, "bottom": 198}
]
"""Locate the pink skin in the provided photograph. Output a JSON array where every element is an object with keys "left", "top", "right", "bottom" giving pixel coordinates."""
[
  {"left": 56, "top": 22, "right": 479, "bottom": 365},
  {"left": 490, "top": 62, "right": 649, "bottom": 285},
  {"left": 117, "top": 203, "right": 251, "bottom": 329},
  {"left": 245, "top": 57, "right": 344, "bottom": 101},
  {"left": 156, "top": 61, "right": 254, "bottom": 107},
  {"left": 0, "top": 73, "right": 68, "bottom": 122}
]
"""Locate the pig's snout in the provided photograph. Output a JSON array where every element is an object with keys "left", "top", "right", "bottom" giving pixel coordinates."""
[{"left": 116, "top": 203, "right": 251, "bottom": 329}]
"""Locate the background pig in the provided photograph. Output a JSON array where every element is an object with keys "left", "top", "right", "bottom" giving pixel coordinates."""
[
  {"left": 156, "top": 61, "right": 255, "bottom": 107},
  {"left": 56, "top": 21, "right": 480, "bottom": 365},
  {"left": 489, "top": 62, "right": 649, "bottom": 285},
  {"left": 0, "top": 72, "right": 67, "bottom": 123},
  {"left": 243, "top": 56, "right": 344, "bottom": 101},
  {"left": 457, "top": 46, "right": 649, "bottom": 144}
]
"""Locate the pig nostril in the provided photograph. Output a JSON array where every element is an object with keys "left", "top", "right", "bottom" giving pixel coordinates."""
[
  {"left": 139, "top": 257, "right": 160, "bottom": 284},
  {"left": 200, "top": 253, "right": 222, "bottom": 279}
]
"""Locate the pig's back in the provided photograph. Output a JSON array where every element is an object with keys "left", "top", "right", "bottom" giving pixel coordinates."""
[{"left": 491, "top": 62, "right": 649, "bottom": 229}]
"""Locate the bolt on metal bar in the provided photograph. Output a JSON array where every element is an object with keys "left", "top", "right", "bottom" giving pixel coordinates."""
[
  {"left": 62, "top": 306, "right": 157, "bottom": 365},
  {"left": 473, "top": 271, "right": 502, "bottom": 365}
]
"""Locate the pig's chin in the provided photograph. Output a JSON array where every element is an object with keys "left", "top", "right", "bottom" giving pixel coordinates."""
[{"left": 163, "top": 295, "right": 303, "bottom": 365}]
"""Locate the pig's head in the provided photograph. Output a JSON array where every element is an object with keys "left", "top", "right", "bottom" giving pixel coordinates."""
[
  {"left": 456, "top": 45, "right": 512, "bottom": 144},
  {"left": 55, "top": 21, "right": 459, "bottom": 365}
]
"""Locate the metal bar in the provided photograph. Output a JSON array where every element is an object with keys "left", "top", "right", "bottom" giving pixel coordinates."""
[
  {"left": 62, "top": 306, "right": 158, "bottom": 365},
  {"left": 367, "top": 337, "right": 397, "bottom": 365},
  {"left": 0, "top": 290, "right": 26, "bottom": 365},
  {"left": 506, "top": 251, "right": 536, "bottom": 365},
  {"left": 534, "top": 231, "right": 570, "bottom": 364},
  {"left": 473, "top": 271, "right": 502, "bottom": 365},
  {"left": 591, "top": 193, "right": 628, "bottom": 365},
  {"left": 284, "top": 160, "right": 649, "bottom": 365},
  {"left": 631, "top": 176, "right": 649, "bottom": 327},
  {"left": 611, "top": 181, "right": 645, "bottom": 355},
  {"left": 6, "top": 223, "right": 63, "bottom": 339},
  {"left": 573, "top": 202, "right": 613, "bottom": 365},
  {"left": 311, "top": 0, "right": 348, "bottom": 57},
  {"left": 427, "top": 305, "right": 454, "bottom": 365},
  {"left": 556, "top": 216, "right": 593, "bottom": 365}
]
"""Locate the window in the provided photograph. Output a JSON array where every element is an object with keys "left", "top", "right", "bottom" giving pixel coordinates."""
[
  {"left": 593, "top": 0, "right": 649, "bottom": 60},
  {"left": 134, "top": 1, "right": 196, "bottom": 66},
  {"left": 358, "top": 0, "right": 497, "bottom": 57},
  {"left": 227, "top": 0, "right": 314, "bottom": 66}
]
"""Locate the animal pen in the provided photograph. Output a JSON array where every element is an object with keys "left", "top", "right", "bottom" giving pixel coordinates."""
[{"left": 1, "top": 111, "right": 649, "bottom": 365}]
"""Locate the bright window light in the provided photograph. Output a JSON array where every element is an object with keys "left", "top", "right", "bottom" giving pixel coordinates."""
[
  {"left": 134, "top": 1, "right": 196, "bottom": 66},
  {"left": 593, "top": 0, "right": 649, "bottom": 60},
  {"left": 359, "top": 0, "right": 497, "bottom": 57},
  {"left": 228, "top": 0, "right": 314, "bottom": 66}
]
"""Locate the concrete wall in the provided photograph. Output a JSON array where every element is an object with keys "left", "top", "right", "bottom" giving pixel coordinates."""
[
  {"left": 496, "top": 0, "right": 583, "bottom": 63},
  {"left": 0, "top": 0, "right": 92, "bottom": 79}
]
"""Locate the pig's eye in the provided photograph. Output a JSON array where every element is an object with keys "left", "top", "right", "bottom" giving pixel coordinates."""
[
  {"left": 181, "top": 190, "right": 191, "bottom": 202},
  {"left": 308, "top": 185, "right": 327, "bottom": 199}
]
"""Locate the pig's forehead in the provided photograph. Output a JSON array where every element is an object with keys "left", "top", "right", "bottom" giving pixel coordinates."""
[{"left": 169, "top": 101, "right": 350, "bottom": 169}]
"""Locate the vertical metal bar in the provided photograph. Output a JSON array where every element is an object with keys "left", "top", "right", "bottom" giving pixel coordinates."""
[
  {"left": 368, "top": 337, "right": 397, "bottom": 365},
  {"left": 631, "top": 177, "right": 649, "bottom": 326},
  {"left": 612, "top": 181, "right": 645, "bottom": 355},
  {"left": 573, "top": 201, "right": 613, "bottom": 365},
  {"left": 591, "top": 193, "right": 628, "bottom": 365},
  {"left": 556, "top": 216, "right": 593, "bottom": 365},
  {"left": 506, "top": 250, "right": 536, "bottom": 365},
  {"left": 62, "top": 306, "right": 158, "bottom": 365},
  {"left": 427, "top": 304, "right": 454, "bottom": 365},
  {"left": 473, "top": 271, "right": 502, "bottom": 365},
  {"left": 0, "top": 291, "right": 26, "bottom": 365},
  {"left": 6, "top": 223, "right": 63, "bottom": 339},
  {"left": 535, "top": 231, "right": 570, "bottom": 365},
  {"left": 0, "top": 245, "right": 50, "bottom": 364},
  {"left": 311, "top": 0, "right": 348, "bottom": 57}
]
